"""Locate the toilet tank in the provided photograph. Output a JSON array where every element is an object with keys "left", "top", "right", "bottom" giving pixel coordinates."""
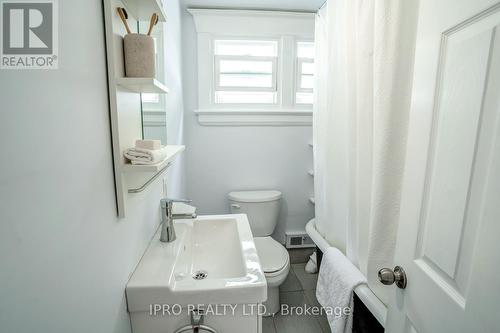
[{"left": 228, "top": 190, "right": 282, "bottom": 237}]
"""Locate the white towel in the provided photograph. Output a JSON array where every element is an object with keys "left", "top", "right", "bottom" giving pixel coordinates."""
[
  {"left": 316, "top": 247, "right": 367, "bottom": 333},
  {"left": 123, "top": 146, "right": 168, "bottom": 165},
  {"left": 135, "top": 139, "right": 161, "bottom": 150}
]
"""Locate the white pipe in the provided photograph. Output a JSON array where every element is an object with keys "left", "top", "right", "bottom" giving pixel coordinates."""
[{"left": 305, "top": 218, "right": 387, "bottom": 327}]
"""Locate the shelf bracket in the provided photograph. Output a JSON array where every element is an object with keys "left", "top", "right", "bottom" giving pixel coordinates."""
[{"left": 128, "top": 162, "right": 171, "bottom": 194}]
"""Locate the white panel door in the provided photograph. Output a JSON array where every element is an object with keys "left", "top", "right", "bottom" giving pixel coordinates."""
[{"left": 385, "top": 1, "right": 500, "bottom": 332}]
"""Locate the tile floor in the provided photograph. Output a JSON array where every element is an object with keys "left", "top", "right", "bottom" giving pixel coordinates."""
[{"left": 263, "top": 263, "right": 331, "bottom": 333}]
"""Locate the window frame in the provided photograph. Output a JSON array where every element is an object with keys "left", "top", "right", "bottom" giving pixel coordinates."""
[
  {"left": 208, "top": 35, "right": 282, "bottom": 110},
  {"left": 189, "top": 9, "right": 315, "bottom": 125},
  {"left": 296, "top": 57, "right": 314, "bottom": 94},
  {"left": 294, "top": 40, "right": 315, "bottom": 106}
]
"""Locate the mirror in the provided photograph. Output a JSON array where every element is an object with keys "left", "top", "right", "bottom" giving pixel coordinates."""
[{"left": 139, "top": 21, "right": 167, "bottom": 145}]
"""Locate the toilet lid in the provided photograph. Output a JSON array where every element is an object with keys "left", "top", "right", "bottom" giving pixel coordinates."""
[
  {"left": 254, "top": 237, "right": 289, "bottom": 273},
  {"left": 228, "top": 190, "right": 282, "bottom": 203}
]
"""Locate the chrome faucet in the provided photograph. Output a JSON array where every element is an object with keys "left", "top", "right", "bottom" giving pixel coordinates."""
[{"left": 160, "top": 198, "right": 197, "bottom": 243}]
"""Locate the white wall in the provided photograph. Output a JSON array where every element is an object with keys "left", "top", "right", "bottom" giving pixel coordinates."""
[
  {"left": 0, "top": 0, "right": 185, "bottom": 332},
  {"left": 181, "top": 10, "right": 315, "bottom": 242}
]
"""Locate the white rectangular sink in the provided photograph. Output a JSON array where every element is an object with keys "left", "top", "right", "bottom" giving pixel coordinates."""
[{"left": 126, "top": 214, "right": 267, "bottom": 312}]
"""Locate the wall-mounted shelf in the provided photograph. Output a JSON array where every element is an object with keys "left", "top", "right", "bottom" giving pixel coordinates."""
[
  {"left": 116, "top": 78, "right": 169, "bottom": 94},
  {"left": 122, "top": 145, "right": 185, "bottom": 173},
  {"left": 124, "top": 145, "right": 185, "bottom": 194},
  {"left": 309, "top": 197, "right": 315, "bottom": 205},
  {"left": 122, "top": 0, "right": 167, "bottom": 22},
  {"left": 103, "top": 0, "right": 171, "bottom": 216}
]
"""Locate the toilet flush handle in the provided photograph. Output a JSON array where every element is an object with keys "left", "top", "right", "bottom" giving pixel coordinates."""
[{"left": 231, "top": 204, "right": 241, "bottom": 209}]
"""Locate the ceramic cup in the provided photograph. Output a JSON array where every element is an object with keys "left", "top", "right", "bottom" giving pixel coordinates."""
[{"left": 123, "top": 33, "right": 155, "bottom": 78}]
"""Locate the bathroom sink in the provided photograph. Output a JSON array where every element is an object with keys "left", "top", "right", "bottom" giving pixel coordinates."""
[{"left": 126, "top": 214, "right": 267, "bottom": 312}]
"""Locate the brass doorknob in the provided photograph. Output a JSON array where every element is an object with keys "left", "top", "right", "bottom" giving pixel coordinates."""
[{"left": 378, "top": 266, "right": 407, "bottom": 289}]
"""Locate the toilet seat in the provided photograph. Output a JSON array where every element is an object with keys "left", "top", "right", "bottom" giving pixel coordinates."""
[{"left": 253, "top": 236, "right": 289, "bottom": 275}]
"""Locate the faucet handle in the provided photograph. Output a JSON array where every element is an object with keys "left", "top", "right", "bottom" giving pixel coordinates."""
[{"left": 160, "top": 198, "right": 192, "bottom": 208}]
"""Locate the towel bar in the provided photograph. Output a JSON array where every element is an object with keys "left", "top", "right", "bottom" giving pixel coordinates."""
[{"left": 128, "top": 162, "right": 171, "bottom": 193}]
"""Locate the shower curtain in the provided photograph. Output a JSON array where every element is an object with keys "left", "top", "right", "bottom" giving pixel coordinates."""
[{"left": 313, "top": 0, "right": 419, "bottom": 304}]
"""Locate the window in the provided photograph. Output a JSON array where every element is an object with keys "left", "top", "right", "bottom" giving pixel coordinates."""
[
  {"left": 189, "top": 9, "right": 315, "bottom": 125},
  {"left": 296, "top": 42, "right": 315, "bottom": 104},
  {"left": 214, "top": 40, "right": 278, "bottom": 104}
]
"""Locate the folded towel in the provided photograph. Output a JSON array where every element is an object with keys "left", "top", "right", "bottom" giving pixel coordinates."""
[
  {"left": 123, "top": 146, "right": 168, "bottom": 165},
  {"left": 135, "top": 139, "right": 161, "bottom": 150},
  {"left": 316, "top": 247, "right": 367, "bottom": 333}
]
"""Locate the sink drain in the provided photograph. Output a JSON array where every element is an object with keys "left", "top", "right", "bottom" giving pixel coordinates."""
[{"left": 192, "top": 270, "right": 208, "bottom": 280}]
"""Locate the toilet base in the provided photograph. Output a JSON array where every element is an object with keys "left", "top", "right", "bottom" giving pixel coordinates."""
[{"left": 262, "top": 286, "right": 280, "bottom": 316}]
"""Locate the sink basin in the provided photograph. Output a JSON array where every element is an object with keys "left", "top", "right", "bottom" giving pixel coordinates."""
[{"left": 126, "top": 214, "right": 267, "bottom": 312}]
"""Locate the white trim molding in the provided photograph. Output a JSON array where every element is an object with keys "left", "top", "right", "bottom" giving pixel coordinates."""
[
  {"left": 187, "top": 9, "right": 315, "bottom": 36},
  {"left": 188, "top": 8, "right": 315, "bottom": 126},
  {"left": 195, "top": 109, "right": 313, "bottom": 126}
]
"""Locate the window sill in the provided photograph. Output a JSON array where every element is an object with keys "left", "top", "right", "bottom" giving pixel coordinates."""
[{"left": 194, "top": 109, "right": 313, "bottom": 126}]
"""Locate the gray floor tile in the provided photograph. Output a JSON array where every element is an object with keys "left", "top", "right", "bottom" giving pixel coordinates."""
[
  {"left": 275, "top": 270, "right": 329, "bottom": 333},
  {"left": 316, "top": 315, "right": 332, "bottom": 333},
  {"left": 280, "top": 290, "right": 310, "bottom": 306},
  {"left": 276, "top": 291, "right": 324, "bottom": 332},
  {"left": 274, "top": 311, "right": 323, "bottom": 333},
  {"left": 279, "top": 269, "right": 302, "bottom": 292},
  {"left": 262, "top": 316, "right": 276, "bottom": 333},
  {"left": 292, "top": 263, "right": 319, "bottom": 290},
  {"left": 304, "top": 289, "right": 331, "bottom": 333},
  {"left": 303, "top": 289, "right": 320, "bottom": 307}
]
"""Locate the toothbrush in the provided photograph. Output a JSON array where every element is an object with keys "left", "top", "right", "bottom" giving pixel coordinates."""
[
  {"left": 147, "top": 13, "right": 159, "bottom": 36},
  {"left": 117, "top": 7, "right": 132, "bottom": 34}
]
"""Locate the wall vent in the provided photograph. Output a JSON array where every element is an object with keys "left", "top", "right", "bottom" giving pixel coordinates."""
[{"left": 285, "top": 231, "right": 315, "bottom": 249}]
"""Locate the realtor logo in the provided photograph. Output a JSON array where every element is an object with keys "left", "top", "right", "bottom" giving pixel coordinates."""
[{"left": 1, "top": 0, "right": 58, "bottom": 69}]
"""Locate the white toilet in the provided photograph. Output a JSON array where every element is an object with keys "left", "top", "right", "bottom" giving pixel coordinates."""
[{"left": 228, "top": 190, "right": 290, "bottom": 316}]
